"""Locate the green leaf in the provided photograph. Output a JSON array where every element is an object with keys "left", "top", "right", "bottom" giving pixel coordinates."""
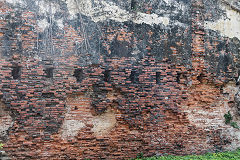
[
  {"left": 224, "top": 111, "right": 233, "bottom": 124},
  {"left": 0, "top": 143, "right": 4, "bottom": 149},
  {"left": 230, "top": 122, "right": 239, "bottom": 129}
]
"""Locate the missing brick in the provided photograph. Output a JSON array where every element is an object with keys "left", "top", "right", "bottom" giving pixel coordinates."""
[
  {"left": 35, "top": 112, "right": 43, "bottom": 117},
  {"left": 42, "top": 93, "right": 55, "bottom": 98},
  {"left": 130, "top": 70, "right": 139, "bottom": 83},
  {"left": 156, "top": 72, "right": 161, "bottom": 84},
  {"left": 176, "top": 73, "right": 181, "bottom": 83},
  {"left": 197, "top": 73, "right": 204, "bottom": 83},
  {"left": 104, "top": 70, "right": 111, "bottom": 82},
  {"left": 176, "top": 72, "right": 187, "bottom": 84},
  {"left": 45, "top": 67, "right": 54, "bottom": 78},
  {"left": 73, "top": 68, "right": 84, "bottom": 82},
  {"left": 11, "top": 65, "right": 21, "bottom": 79}
]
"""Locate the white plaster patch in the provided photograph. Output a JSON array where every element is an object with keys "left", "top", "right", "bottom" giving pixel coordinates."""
[
  {"left": 5, "top": 0, "right": 25, "bottom": 6},
  {"left": 205, "top": 4, "right": 240, "bottom": 40},
  {"left": 6, "top": 0, "right": 64, "bottom": 30},
  {"left": 163, "top": 0, "right": 171, "bottom": 4},
  {"left": 61, "top": 119, "right": 85, "bottom": 140},
  {"left": 61, "top": 94, "right": 118, "bottom": 140},
  {"left": 134, "top": 12, "right": 169, "bottom": 26},
  {"left": 56, "top": 19, "right": 64, "bottom": 29},
  {"left": 0, "top": 102, "right": 13, "bottom": 139},
  {"left": 65, "top": 0, "right": 170, "bottom": 26},
  {"left": 38, "top": 0, "right": 59, "bottom": 15},
  {"left": 91, "top": 109, "right": 116, "bottom": 136},
  {"left": 183, "top": 82, "right": 240, "bottom": 150},
  {"left": 183, "top": 83, "right": 239, "bottom": 128},
  {"left": 37, "top": 19, "right": 49, "bottom": 31},
  {"left": 183, "top": 105, "right": 228, "bottom": 128},
  {"left": 224, "top": 127, "right": 240, "bottom": 150},
  {"left": 0, "top": 115, "right": 13, "bottom": 138}
]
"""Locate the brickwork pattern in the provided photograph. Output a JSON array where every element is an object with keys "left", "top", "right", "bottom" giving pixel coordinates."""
[{"left": 0, "top": 0, "right": 240, "bottom": 159}]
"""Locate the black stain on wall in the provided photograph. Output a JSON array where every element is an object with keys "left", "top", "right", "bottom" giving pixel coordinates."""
[{"left": 110, "top": 38, "right": 132, "bottom": 57}]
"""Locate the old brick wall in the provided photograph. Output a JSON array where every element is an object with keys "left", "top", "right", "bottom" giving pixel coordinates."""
[{"left": 0, "top": 0, "right": 240, "bottom": 159}]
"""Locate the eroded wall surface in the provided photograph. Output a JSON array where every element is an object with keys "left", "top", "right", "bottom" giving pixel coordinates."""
[{"left": 0, "top": 0, "right": 240, "bottom": 159}]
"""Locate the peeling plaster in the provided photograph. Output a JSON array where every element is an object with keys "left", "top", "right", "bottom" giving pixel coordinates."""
[
  {"left": 205, "top": 4, "right": 240, "bottom": 40},
  {"left": 65, "top": 0, "right": 170, "bottom": 26},
  {"left": 5, "top": 0, "right": 25, "bottom": 6},
  {"left": 38, "top": 0, "right": 59, "bottom": 15},
  {"left": 56, "top": 19, "right": 64, "bottom": 29},
  {"left": 163, "top": 0, "right": 171, "bottom": 3}
]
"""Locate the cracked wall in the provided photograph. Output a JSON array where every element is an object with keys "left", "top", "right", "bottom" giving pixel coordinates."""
[{"left": 0, "top": 0, "right": 240, "bottom": 159}]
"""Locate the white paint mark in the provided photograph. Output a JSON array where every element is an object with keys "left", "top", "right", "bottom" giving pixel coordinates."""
[{"left": 205, "top": 4, "right": 240, "bottom": 40}]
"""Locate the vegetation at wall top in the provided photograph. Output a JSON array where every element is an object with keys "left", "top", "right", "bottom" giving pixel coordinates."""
[{"left": 134, "top": 149, "right": 240, "bottom": 160}]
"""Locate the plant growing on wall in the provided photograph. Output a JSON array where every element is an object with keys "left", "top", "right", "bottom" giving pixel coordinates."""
[
  {"left": 230, "top": 122, "right": 240, "bottom": 129},
  {"left": 0, "top": 143, "right": 3, "bottom": 149},
  {"left": 131, "top": 0, "right": 137, "bottom": 10},
  {"left": 224, "top": 111, "right": 232, "bottom": 124},
  {"left": 224, "top": 111, "right": 239, "bottom": 129}
]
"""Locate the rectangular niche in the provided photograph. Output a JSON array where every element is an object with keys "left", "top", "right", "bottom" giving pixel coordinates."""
[
  {"left": 130, "top": 70, "right": 139, "bottom": 83},
  {"left": 156, "top": 72, "right": 161, "bottom": 84},
  {"left": 11, "top": 65, "right": 21, "bottom": 79},
  {"left": 104, "top": 70, "right": 111, "bottom": 82},
  {"left": 45, "top": 67, "right": 54, "bottom": 78},
  {"left": 73, "top": 68, "right": 84, "bottom": 82}
]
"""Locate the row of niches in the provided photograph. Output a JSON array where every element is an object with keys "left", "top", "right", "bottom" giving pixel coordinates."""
[
  {"left": 10, "top": 66, "right": 187, "bottom": 84},
  {"left": 74, "top": 68, "right": 169, "bottom": 84},
  {"left": 10, "top": 66, "right": 54, "bottom": 80}
]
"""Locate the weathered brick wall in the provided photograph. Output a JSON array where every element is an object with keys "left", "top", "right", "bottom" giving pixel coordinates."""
[{"left": 0, "top": 0, "right": 240, "bottom": 159}]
